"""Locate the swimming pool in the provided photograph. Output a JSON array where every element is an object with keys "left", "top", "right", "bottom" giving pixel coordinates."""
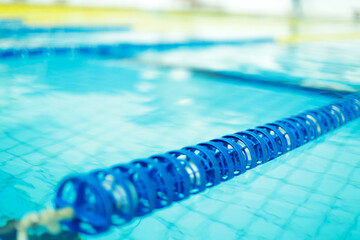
[{"left": 1, "top": 23, "right": 360, "bottom": 240}]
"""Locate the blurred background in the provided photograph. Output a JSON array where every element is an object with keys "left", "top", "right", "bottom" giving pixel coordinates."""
[
  {"left": 1, "top": 0, "right": 360, "bottom": 18},
  {"left": 1, "top": 0, "right": 360, "bottom": 19}
]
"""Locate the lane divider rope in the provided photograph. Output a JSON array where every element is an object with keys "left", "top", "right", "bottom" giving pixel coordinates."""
[
  {"left": 47, "top": 95, "right": 360, "bottom": 235},
  {"left": 0, "top": 38, "right": 274, "bottom": 59}
]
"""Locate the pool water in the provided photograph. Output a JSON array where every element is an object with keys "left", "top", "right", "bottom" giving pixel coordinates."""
[
  {"left": 1, "top": 35, "right": 360, "bottom": 239},
  {"left": 139, "top": 40, "right": 360, "bottom": 92}
]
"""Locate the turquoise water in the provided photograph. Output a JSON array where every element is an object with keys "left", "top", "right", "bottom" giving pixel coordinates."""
[
  {"left": 139, "top": 40, "right": 360, "bottom": 92},
  {"left": 1, "top": 40, "right": 360, "bottom": 239}
]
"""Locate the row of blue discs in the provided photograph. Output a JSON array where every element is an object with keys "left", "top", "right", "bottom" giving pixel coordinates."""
[
  {"left": 54, "top": 95, "right": 360, "bottom": 235},
  {"left": 0, "top": 25, "right": 130, "bottom": 35},
  {"left": 0, "top": 38, "right": 273, "bottom": 59}
]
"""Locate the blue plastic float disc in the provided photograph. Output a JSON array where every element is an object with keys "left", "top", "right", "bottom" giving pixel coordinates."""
[
  {"left": 223, "top": 134, "right": 257, "bottom": 169},
  {"left": 167, "top": 150, "right": 207, "bottom": 193},
  {"left": 54, "top": 175, "right": 113, "bottom": 234},
  {"left": 269, "top": 122, "right": 297, "bottom": 150},
  {"left": 319, "top": 106, "right": 341, "bottom": 129},
  {"left": 250, "top": 128, "right": 279, "bottom": 160},
  {"left": 131, "top": 159, "right": 174, "bottom": 208},
  {"left": 300, "top": 113, "right": 322, "bottom": 138},
  {"left": 198, "top": 141, "right": 235, "bottom": 181},
  {"left": 331, "top": 104, "right": 347, "bottom": 123},
  {"left": 342, "top": 100, "right": 358, "bottom": 119},
  {"left": 109, "top": 171, "right": 138, "bottom": 225},
  {"left": 351, "top": 99, "right": 360, "bottom": 117},
  {"left": 336, "top": 101, "right": 354, "bottom": 121},
  {"left": 276, "top": 120, "right": 304, "bottom": 148},
  {"left": 151, "top": 154, "right": 191, "bottom": 201},
  {"left": 90, "top": 169, "right": 135, "bottom": 225},
  {"left": 291, "top": 115, "right": 317, "bottom": 141},
  {"left": 183, "top": 145, "right": 221, "bottom": 187},
  {"left": 324, "top": 105, "right": 344, "bottom": 126},
  {"left": 211, "top": 138, "right": 247, "bottom": 175},
  {"left": 257, "top": 125, "right": 288, "bottom": 155},
  {"left": 318, "top": 108, "right": 336, "bottom": 131},
  {"left": 236, "top": 130, "right": 271, "bottom": 164},
  {"left": 284, "top": 117, "right": 310, "bottom": 144},
  {"left": 111, "top": 164, "right": 156, "bottom": 217},
  {"left": 303, "top": 110, "right": 328, "bottom": 135}
]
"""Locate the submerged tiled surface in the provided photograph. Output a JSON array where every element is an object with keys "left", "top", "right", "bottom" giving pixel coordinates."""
[{"left": 0, "top": 47, "right": 360, "bottom": 240}]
